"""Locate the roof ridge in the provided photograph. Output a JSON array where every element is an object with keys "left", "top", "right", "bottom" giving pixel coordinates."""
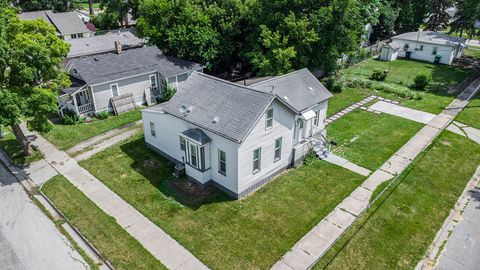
[
  {"left": 194, "top": 72, "right": 275, "bottom": 97},
  {"left": 250, "top": 68, "right": 309, "bottom": 87}
]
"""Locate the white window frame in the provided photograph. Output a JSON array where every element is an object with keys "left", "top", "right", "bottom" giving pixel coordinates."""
[
  {"left": 265, "top": 107, "right": 273, "bottom": 130},
  {"left": 149, "top": 121, "right": 156, "bottom": 137},
  {"left": 313, "top": 110, "right": 320, "bottom": 126},
  {"left": 218, "top": 149, "right": 226, "bottom": 176},
  {"left": 432, "top": 46, "right": 438, "bottom": 55},
  {"left": 110, "top": 83, "right": 120, "bottom": 97},
  {"left": 274, "top": 137, "right": 282, "bottom": 162},
  {"left": 149, "top": 74, "right": 158, "bottom": 89},
  {"left": 253, "top": 147, "right": 261, "bottom": 174},
  {"left": 179, "top": 136, "right": 186, "bottom": 151}
]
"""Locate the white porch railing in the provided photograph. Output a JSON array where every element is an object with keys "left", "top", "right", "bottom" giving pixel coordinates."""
[{"left": 78, "top": 103, "right": 93, "bottom": 114}]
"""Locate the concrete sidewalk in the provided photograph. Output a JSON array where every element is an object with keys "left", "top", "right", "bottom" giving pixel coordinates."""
[
  {"left": 272, "top": 77, "right": 480, "bottom": 270},
  {"left": 322, "top": 153, "right": 371, "bottom": 176},
  {"left": 21, "top": 125, "right": 209, "bottom": 270}
]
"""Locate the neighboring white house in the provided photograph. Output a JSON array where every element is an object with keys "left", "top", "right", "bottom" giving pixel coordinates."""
[
  {"left": 19, "top": 10, "right": 93, "bottom": 40},
  {"left": 142, "top": 69, "right": 333, "bottom": 199},
  {"left": 59, "top": 46, "right": 204, "bottom": 116},
  {"left": 380, "top": 31, "right": 467, "bottom": 65}
]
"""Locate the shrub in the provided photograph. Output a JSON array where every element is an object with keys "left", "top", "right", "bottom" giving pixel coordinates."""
[
  {"left": 372, "top": 82, "right": 423, "bottom": 100},
  {"left": 370, "top": 69, "right": 388, "bottom": 81},
  {"left": 164, "top": 86, "right": 177, "bottom": 101},
  {"left": 413, "top": 73, "right": 432, "bottom": 90},
  {"left": 62, "top": 110, "right": 85, "bottom": 125},
  {"left": 303, "top": 149, "right": 318, "bottom": 166},
  {"left": 323, "top": 76, "right": 343, "bottom": 93},
  {"left": 345, "top": 78, "right": 372, "bottom": 88},
  {"left": 95, "top": 111, "right": 110, "bottom": 120}
]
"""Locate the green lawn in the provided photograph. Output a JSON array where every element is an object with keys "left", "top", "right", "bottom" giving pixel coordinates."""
[
  {"left": 464, "top": 47, "right": 480, "bottom": 59},
  {"left": 0, "top": 126, "right": 43, "bottom": 166},
  {"left": 314, "top": 131, "right": 480, "bottom": 270},
  {"left": 42, "top": 175, "right": 166, "bottom": 270},
  {"left": 338, "top": 58, "right": 471, "bottom": 114},
  {"left": 43, "top": 109, "right": 142, "bottom": 150},
  {"left": 327, "top": 110, "right": 424, "bottom": 170},
  {"left": 78, "top": 133, "right": 366, "bottom": 269},
  {"left": 455, "top": 91, "right": 480, "bottom": 129}
]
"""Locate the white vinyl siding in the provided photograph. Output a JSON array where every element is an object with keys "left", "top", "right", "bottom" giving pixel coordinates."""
[{"left": 253, "top": 148, "right": 261, "bottom": 174}]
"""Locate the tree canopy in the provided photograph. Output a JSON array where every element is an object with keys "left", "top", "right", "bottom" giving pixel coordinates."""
[
  {"left": 15, "top": 0, "right": 78, "bottom": 12},
  {"left": 0, "top": 3, "right": 70, "bottom": 154}
]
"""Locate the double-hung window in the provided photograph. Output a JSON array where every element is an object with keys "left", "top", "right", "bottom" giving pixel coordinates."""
[
  {"left": 313, "top": 111, "right": 320, "bottom": 126},
  {"left": 149, "top": 121, "right": 156, "bottom": 137},
  {"left": 253, "top": 148, "right": 261, "bottom": 174},
  {"left": 265, "top": 108, "right": 273, "bottom": 129},
  {"left": 179, "top": 136, "right": 186, "bottom": 151},
  {"left": 218, "top": 150, "right": 226, "bottom": 176},
  {"left": 110, "top": 84, "right": 120, "bottom": 97},
  {"left": 433, "top": 47, "right": 438, "bottom": 55},
  {"left": 274, "top": 137, "right": 282, "bottom": 162},
  {"left": 190, "top": 144, "right": 198, "bottom": 168}
]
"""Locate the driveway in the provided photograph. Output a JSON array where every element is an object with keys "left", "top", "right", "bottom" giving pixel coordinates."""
[
  {"left": 0, "top": 163, "right": 88, "bottom": 270},
  {"left": 435, "top": 186, "right": 480, "bottom": 270}
]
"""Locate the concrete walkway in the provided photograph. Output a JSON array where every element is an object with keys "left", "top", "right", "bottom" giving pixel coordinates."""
[
  {"left": 322, "top": 153, "right": 371, "bottom": 176},
  {"left": 74, "top": 127, "right": 141, "bottom": 161},
  {"left": 66, "top": 120, "right": 142, "bottom": 155},
  {"left": 272, "top": 77, "right": 480, "bottom": 270},
  {"left": 20, "top": 125, "right": 209, "bottom": 270}
]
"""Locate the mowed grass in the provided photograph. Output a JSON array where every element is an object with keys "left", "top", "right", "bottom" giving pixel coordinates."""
[
  {"left": 455, "top": 91, "right": 480, "bottom": 129},
  {"left": 314, "top": 131, "right": 480, "bottom": 270},
  {"left": 43, "top": 109, "right": 141, "bottom": 150},
  {"left": 42, "top": 175, "right": 166, "bottom": 270},
  {"left": 79, "top": 133, "right": 366, "bottom": 269},
  {"left": 0, "top": 126, "right": 43, "bottom": 165},
  {"left": 327, "top": 110, "right": 424, "bottom": 170},
  {"left": 339, "top": 58, "right": 470, "bottom": 114}
]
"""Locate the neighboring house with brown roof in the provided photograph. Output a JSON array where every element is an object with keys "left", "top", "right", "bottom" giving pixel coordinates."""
[
  {"left": 19, "top": 10, "right": 92, "bottom": 40},
  {"left": 142, "top": 69, "right": 332, "bottom": 198}
]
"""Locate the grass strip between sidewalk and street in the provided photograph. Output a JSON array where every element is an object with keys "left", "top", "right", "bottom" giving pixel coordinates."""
[
  {"left": 42, "top": 174, "right": 166, "bottom": 270},
  {"left": 313, "top": 131, "right": 480, "bottom": 270}
]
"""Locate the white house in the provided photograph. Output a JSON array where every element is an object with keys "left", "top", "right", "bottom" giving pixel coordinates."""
[
  {"left": 380, "top": 31, "right": 467, "bottom": 65},
  {"left": 60, "top": 46, "right": 204, "bottom": 116},
  {"left": 142, "top": 69, "right": 333, "bottom": 199}
]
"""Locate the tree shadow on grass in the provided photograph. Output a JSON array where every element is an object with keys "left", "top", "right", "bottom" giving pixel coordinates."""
[{"left": 119, "top": 137, "right": 232, "bottom": 210}]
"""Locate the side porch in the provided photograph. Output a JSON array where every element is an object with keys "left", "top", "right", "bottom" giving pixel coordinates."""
[{"left": 58, "top": 85, "right": 95, "bottom": 116}]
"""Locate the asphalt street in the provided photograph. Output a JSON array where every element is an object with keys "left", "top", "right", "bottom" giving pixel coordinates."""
[{"left": 0, "top": 163, "right": 87, "bottom": 270}]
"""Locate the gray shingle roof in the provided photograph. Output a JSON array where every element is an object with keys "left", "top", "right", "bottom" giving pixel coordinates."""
[
  {"left": 19, "top": 10, "right": 90, "bottom": 35},
  {"left": 392, "top": 31, "right": 466, "bottom": 46},
  {"left": 66, "top": 31, "right": 143, "bottom": 58},
  {"left": 68, "top": 46, "right": 204, "bottom": 85},
  {"left": 145, "top": 72, "right": 275, "bottom": 143},
  {"left": 251, "top": 68, "right": 333, "bottom": 113}
]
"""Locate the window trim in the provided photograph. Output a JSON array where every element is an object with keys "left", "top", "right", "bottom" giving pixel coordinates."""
[
  {"left": 110, "top": 83, "right": 120, "bottom": 97},
  {"left": 253, "top": 147, "right": 262, "bottom": 174},
  {"left": 313, "top": 110, "right": 320, "bottom": 126},
  {"left": 218, "top": 149, "right": 226, "bottom": 176},
  {"left": 432, "top": 46, "right": 438, "bottom": 55},
  {"left": 149, "top": 74, "right": 158, "bottom": 89},
  {"left": 149, "top": 121, "right": 156, "bottom": 137},
  {"left": 190, "top": 144, "right": 198, "bottom": 168},
  {"left": 274, "top": 137, "right": 282, "bottom": 162},
  {"left": 265, "top": 107, "right": 273, "bottom": 130}
]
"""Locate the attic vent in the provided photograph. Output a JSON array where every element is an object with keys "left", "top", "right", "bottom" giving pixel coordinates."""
[
  {"left": 211, "top": 116, "right": 220, "bottom": 124},
  {"left": 308, "top": 87, "right": 313, "bottom": 91}
]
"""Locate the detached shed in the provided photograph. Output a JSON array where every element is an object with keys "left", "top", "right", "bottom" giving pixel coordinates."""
[{"left": 379, "top": 42, "right": 401, "bottom": 61}]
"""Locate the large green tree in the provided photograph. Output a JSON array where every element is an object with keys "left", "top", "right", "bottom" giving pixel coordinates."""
[
  {"left": 424, "top": 0, "right": 454, "bottom": 31},
  {"left": 0, "top": 4, "right": 70, "bottom": 155},
  {"left": 450, "top": 0, "right": 480, "bottom": 38}
]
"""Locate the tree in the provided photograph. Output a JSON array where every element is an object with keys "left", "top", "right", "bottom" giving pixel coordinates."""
[
  {"left": 450, "top": 0, "right": 480, "bottom": 38},
  {"left": 99, "top": 0, "right": 143, "bottom": 27},
  {"left": 137, "top": 0, "right": 221, "bottom": 69},
  {"left": 0, "top": 4, "right": 70, "bottom": 155},
  {"left": 371, "top": 1, "right": 399, "bottom": 41},
  {"left": 393, "top": 0, "right": 430, "bottom": 33},
  {"left": 16, "top": 0, "right": 78, "bottom": 12},
  {"left": 424, "top": 0, "right": 454, "bottom": 31}
]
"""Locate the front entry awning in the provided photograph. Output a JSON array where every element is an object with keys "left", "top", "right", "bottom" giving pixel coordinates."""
[
  {"left": 181, "top": 128, "right": 211, "bottom": 146},
  {"left": 301, "top": 110, "right": 316, "bottom": 120}
]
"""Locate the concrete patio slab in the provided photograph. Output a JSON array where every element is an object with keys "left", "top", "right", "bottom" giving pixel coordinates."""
[{"left": 369, "top": 101, "right": 435, "bottom": 124}]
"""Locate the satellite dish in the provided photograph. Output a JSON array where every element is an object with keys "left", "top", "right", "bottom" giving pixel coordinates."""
[{"left": 179, "top": 105, "right": 187, "bottom": 114}]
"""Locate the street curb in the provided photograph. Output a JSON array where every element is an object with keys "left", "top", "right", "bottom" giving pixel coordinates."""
[{"left": 0, "top": 149, "right": 114, "bottom": 270}]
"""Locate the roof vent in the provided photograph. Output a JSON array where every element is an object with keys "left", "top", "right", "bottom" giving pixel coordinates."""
[
  {"left": 308, "top": 87, "right": 313, "bottom": 91},
  {"left": 211, "top": 116, "right": 220, "bottom": 124},
  {"left": 93, "top": 57, "right": 99, "bottom": 61},
  {"left": 284, "top": 96, "right": 289, "bottom": 100}
]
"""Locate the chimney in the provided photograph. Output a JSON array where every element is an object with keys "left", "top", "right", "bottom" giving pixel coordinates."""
[{"left": 114, "top": 41, "right": 122, "bottom": 54}]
